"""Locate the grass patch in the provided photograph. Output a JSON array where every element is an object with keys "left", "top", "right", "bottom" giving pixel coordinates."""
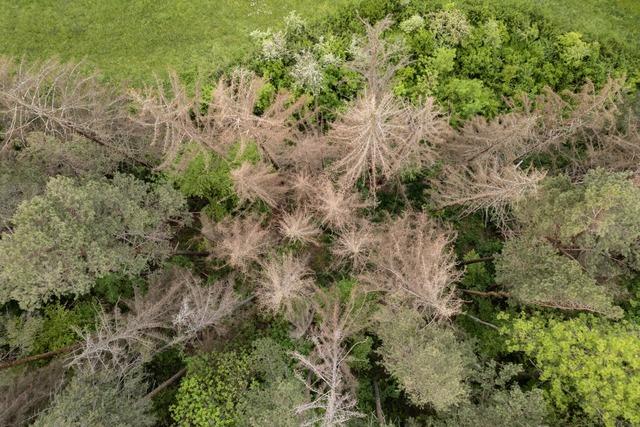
[{"left": 0, "top": 0, "right": 353, "bottom": 84}]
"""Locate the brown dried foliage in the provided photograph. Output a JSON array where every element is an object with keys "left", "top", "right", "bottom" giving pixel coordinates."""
[
  {"left": 443, "top": 78, "right": 628, "bottom": 168},
  {"left": 201, "top": 213, "right": 272, "bottom": 272},
  {"left": 332, "top": 18, "right": 448, "bottom": 196},
  {"left": 0, "top": 361, "right": 65, "bottom": 427},
  {"left": 366, "top": 212, "right": 462, "bottom": 318},
  {"left": 278, "top": 209, "right": 321, "bottom": 245},
  {"left": 331, "top": 220, "right": 375, "bottom": 271},
  {"left": 431, "top": 160, "right": 546, "bottom": 227},
  {"left": 312, "top": 177, "right": 369, "bottom": 230},
  {"left": 133, "top": 68, "right": 306, "bottom": 168},
  {"left": 349, "top": 17, "right": 406, "bottom": 95},
  {"left": 531, "top": 77, "right": 623, "bottom": 156},
  {"left": 257, "top": 253, "right": 315, "bottom": 315},
  {"left": 71, "top": 268, "right": 239, "bottom": 374},
  {"left": 330, "top": 91, "right": 446, "bottom": 195},
  {"left": 433, "top": 78, "right": 631, "bottom": 227},
  {"left": 292, "top": 289, "right": 368, "bottom": 426},
  {"left": 281, "top": 131, "right": 336, "bottom": 171},
  {"left": 445, "top": 112, "right": 538, "bottom": 163},
  {"left": 230, "top": 161, "right": 288, "bottom": 208},
  {"left": 583, "top": 109, "right": 640, "bottom": 171},
  {"left": 0, "top": 58, "right": 148, "bottom": 164}
]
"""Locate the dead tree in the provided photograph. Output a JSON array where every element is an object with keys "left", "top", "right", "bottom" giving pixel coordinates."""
[
  {"left": 292, "top": 289, "right": 368, "bottom": 426},
  {"left": 431, "top": 160, "right": 546, "bottom": 229},
  {"left": 71, "top": 268, "right": 239, "bottom": 375},
  {"left": 0, "top": 361, "right": 66, "bottom": 427},
  {"left": 257, "top": 253, "right": 315, "bottom": 315},
  {"left": 0, "top": 58, "right": 149, "bottom": 165},
  {"left": 230, "top": 161, "right": 288, "bottom": 208},
  {"left": 132, "top": 68, "right": 307, "bottom": 168},
  {"left": 201, "top": 213, "right": 273, "bottom": 273},
  {"left": 366, "top": 211, "right": 462, "bottom": 319},
  {"left": 331, "top": 18, "right": 449, "bottom": 196}
]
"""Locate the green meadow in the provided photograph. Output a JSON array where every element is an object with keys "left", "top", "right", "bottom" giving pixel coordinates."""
[{"left": 0, "top": 0, "right": 352, "bottom": 84}]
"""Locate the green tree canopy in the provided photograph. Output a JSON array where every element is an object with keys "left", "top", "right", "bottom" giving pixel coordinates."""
[
  {"left": 502, "top": 313, "right": 640, "bottom": 426},
  {"left": 0, "top": 174, "right": 187, "bottom": 310},
  {"left": 496, "top": 169, "right": 640, "bottom": 317},
  {"left": 32, "top": 368, "right": 155, "bottom": 427},
  {"left": 430, "top": 361, "right": 548, "bottom": 427},
  {"left": 375, "top": 304, "right": 475, "bottom": 412},
  {"left": 513, "top": 169, "right": 640, "bottom": 282},
  {"left": 496, "top": 237, "right": 623, "bottom": 318}
]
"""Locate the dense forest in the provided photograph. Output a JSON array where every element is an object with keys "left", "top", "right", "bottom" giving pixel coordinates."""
[{"left": 1, "top": 0, "right": 639, "bottom": 426}]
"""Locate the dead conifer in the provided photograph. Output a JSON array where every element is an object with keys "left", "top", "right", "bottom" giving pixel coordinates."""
[
  {"left": 201, "top": 213, "right": 272, "bottom": 272},
  {"left": 257, "top": 253, "right": 315, "bottom": 315},
  {"left": 288, "top": 169, "right": 317, "bottom": 204},
  {"left": 131, "top": 71, "right": 220, "bottom": 167},
  {"left": 533, "top": 78, "right": 623, "bottom": 153},
  {"left": 586, "top": 120, "right": 640, "bottom": 170},
  {"left": 0, "top": 58, "right": 147, "bottom": 164},
  {"left": 0, "top": 361, "right": 65, "bottom": 427},
  {"left": 313, "top": 177, "right": 368, "bottom": 230},
  {"left": 71, "top": 268, "right": 239, "bottom": 374},
  {"left": 446, "top": 112, "right": 538, "bottom": 163},
  {"left": 292, "top": 289, "right": 368, "bottom": 426},
  {"left": 284, "top": 132, "right": 336, "bottom": 171},
  {"left": 431, "top": 160, "right": 546, "bottom": 227},
  {"left": 211, "top": 69, "right": 307, "bottom": 161},
  {"left": 230, "top": 161, "right": 288, "bottom": 208},
  {"left": 443, "top": 78, "right": 626, "bottom": 167},
  {"left": 331, "top": 220, "right": 375, "bottom": 271},
  {"left": 366, "top": 212, "right": 462, "bottom": 318},
  {"left": 330, "top": 91, "right": 445, "bottom": 195},
  {"left": 133, "top": 68, "right": 307, "bottom": 167},
  {"left": 349, "top": 17, "right": 406, "bottom": 95},
  {"left": 278, "top": 209, "right": 321, "bottom": 245},
  {"left": 331, "top": 18, "right": 448, "bottom": 196}
]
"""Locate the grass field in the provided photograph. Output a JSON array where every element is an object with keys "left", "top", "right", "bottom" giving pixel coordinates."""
[
  {"left": 496, "top": 0, "right": 640, "bottom": 51},
  {"left": 0, "top": 0, "right": 352, "bottom": 84},
  {"left": 0, "top": 0, "right": 637, "bottom": 84}
]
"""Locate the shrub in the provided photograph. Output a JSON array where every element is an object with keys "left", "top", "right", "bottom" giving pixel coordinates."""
[
  {"left": 170, "top": 350, "right": 254, "bottom": 427},
  {"left": 32, "top": 301, "right": 97, "bottom": 353},
  {"left": 439, "top": 78, "right": 500, "bottom": 121},
  {"left": 171, "top": 142, "right": 260, "bottom": 219}
]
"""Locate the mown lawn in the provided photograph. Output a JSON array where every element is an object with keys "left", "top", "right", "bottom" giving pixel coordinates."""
[{"left": 0, "top": 0, "right": 353, "bottom": 84}]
